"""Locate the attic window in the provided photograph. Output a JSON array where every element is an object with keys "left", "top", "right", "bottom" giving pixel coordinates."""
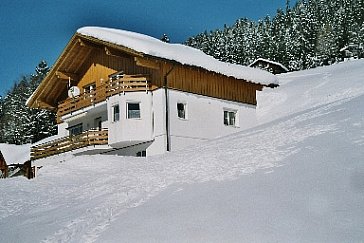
[
  {"left": 83, "top": 83, "right": 96, "bottom": 93},
  {"left": 109, "top": 71, "right": 124, "bottom": 81}
]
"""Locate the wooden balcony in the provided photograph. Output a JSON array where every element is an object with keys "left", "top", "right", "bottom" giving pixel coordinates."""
[
  {"left": 30, "top": 129, "right": 108, "bottom": 160},
  {"left": 57, "top": 75, "right": 151, "bottom": 122}
]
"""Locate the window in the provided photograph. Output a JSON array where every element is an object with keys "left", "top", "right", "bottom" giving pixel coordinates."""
[
  {"left": 68, "top": 123, "right": 83, "bottom": 136},
  {"left": 224, "top": 110, "right": 237, "bottom": 126},
  {"left": 127, "top": 103, "right": 140, "bottom": 119},
  {"left": 112, "top": 104, "right": 120, "bottom": 122},
  {"left": 83, "top": 83, "right": 96, "bottom": 93},
  {"left": 177, "top": 103, "right": 186, "bottom": 119},
  {"left": 94, "top": 117, "right": 102, "bottom": 130},
  {"left": 136, "top": 150, "right": 146, "bottom": 157}
]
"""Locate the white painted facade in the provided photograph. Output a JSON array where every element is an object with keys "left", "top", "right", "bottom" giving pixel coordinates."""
[{"left": 57, "top": 89, "right": 257, "bottom": 157}]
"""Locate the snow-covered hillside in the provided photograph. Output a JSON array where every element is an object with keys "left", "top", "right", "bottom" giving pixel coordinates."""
[{"left": 1, "top": 60, "right": 364, "bottom": 242}]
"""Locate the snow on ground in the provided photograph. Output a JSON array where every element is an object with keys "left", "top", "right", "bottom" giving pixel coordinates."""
[
  {"left": 0, "top": 143, "right": 30, "bottom": 165},
  {"left": 1, "top": 60, "right": 364, "bottom": 242}
]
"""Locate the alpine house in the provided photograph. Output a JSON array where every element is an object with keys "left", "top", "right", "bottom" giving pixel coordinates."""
[{"left": 27, "top": 27, "right": 278, "bottom": 160}]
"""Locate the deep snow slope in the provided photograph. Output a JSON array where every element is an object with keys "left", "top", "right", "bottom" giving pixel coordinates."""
[{"left": 1, "top": 60, "right": 364, "bottom": 243}]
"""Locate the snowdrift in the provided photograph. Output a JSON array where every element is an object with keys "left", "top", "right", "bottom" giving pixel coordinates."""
[{"left": 1, "top": 60, "right": 364, "bottom": 242}]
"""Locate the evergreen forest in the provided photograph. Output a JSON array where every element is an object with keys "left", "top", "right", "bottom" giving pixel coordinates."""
[{"left": 186, "top": 0, "right": 364, "bottom": 70}]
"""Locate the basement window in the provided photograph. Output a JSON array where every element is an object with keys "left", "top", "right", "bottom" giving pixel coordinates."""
[
  {"left": 177, "top": 103, "right": 187, "bottom": 119},
  {"left": 136, "top": 150, "right": 146, "bottom": 157},
  {"left": 224, "top": 110, "right": 237, "bottom": 126},
  {"left": 112, "top": 104, "right": 120, "bottom": 122},
  {"left": 127, "top": 103, "right": 141, "bottom": 119}
]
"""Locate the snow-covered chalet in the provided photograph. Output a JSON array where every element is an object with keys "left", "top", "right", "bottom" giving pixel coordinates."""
[{"left": 27, "top": 27, "right": 277, "bottom": 160}]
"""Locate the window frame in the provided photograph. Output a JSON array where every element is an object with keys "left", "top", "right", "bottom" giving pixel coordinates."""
[
  {"left": 223, "top": 109, "right": 237, "bottom": 127},
  {"left": 83, "top": 82, "right": 96, "bottom": 94},
  {"left": 112, "top": 104, "right": 120, "bottom": 122},
  {"left": 136, "top": 150, "right": 146, "bottom": 157},
  {"left": 68, "top": 123, "right": 83, "bottom": 136},
  {"left": 127, "top": 102, "right": 141, "bottom": 119},
  {"left": 177, "top": 102, "right": 187, "bottom": 120}
]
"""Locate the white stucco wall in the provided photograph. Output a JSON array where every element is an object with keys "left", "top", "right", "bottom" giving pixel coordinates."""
[
  {"left": 107, "top": 92, "right": 154, "bottom": 148},
  {"left": 57, "top": 122, "right": 68, "bottom": 137},
  {"left": 56, "top": 88, "right": 258, "bottom": 157},
  {"left": 145, "top": 89, "right": 167, "bottom": 156},
  {"left": 167, "top": 89, "right": 258, "bottom": 151}
]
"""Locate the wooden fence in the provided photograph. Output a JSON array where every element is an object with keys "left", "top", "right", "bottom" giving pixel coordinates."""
[{"left": 31, "top": 129, "right": 108, "bottom": 160}]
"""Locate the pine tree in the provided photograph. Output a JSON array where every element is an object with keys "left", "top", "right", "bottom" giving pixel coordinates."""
[
  {"left": 160, "top": 34, "right": 170, "bottom": 43},
  {"left": 0, "top": 60, "right": 56, "bottom": 144},
  {"left": 26, "top": 61, "right": 56, "bottom": 143}
]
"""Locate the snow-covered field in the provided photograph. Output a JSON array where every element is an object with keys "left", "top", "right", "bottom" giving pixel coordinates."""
[{"left": 1, "top": 59, "right": 364, "bottom": 242}]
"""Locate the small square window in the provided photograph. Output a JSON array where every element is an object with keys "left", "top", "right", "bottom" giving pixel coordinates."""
[
  {"left": 112, "top": 104, "right": 120, "bottom": 122},
  {"left": 127, "top": 103, "right": 140, "bottom": 119},
  {"left": 136, "top": 150, "right": 146, "bottom": 157},
  {"left": 177, "top": 103, "right": 186, "bottom": 119},
  {"left": 224, "top": 110, "right": 236, "bottom": 126}
]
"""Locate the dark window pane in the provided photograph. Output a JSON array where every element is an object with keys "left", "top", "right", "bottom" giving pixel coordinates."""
[
  {"left": 68, "top": 123, "right": 83, "bottom": 136},
  {"left": 113, "top": 105, "right": 120, "bottom": 122},
  {"left": 128, "top": 103, "right": 140, "bottom": 119},
  {"left": 224, "top": 110, "right": 236, "bottom": 126},
  {"left": 177, "top": 103, "right": 186, "bottom": 119}
]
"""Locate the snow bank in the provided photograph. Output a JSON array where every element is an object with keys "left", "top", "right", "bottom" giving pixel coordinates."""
[
  {"left": 77, "top": 26, "right": 277, "bottom": 86},
  {"left": 0, "top": 143, "right": 30, "bottom": 164}
]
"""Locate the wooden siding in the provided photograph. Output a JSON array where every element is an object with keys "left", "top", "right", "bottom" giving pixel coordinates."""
[
  {"left": 76, "top": 49, "right": 160, "bottom": 93},
  {"left": 70, "top": 51, "right": 260, "bottom": 106},
  {"left": 155, "top": 61, "right": 261, "bottom": 105}
]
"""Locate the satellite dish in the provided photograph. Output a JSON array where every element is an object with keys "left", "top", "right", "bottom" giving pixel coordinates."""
[{"left": 68, "top": 86, "right": 80, "bottom": 98}]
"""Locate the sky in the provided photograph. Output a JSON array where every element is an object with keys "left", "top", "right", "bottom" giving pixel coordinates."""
[{"left": 0, "top": 0, "right": 293, "bottom": 97}]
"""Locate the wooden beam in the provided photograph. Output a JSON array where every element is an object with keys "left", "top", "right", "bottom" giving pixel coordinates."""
[
  {"left": 35, "top": 100, "right": 56, "bottom": 110},
  {"left": 105, "top": 47, "right": 112, "bottom": 56},
  {"left": 77, "top": 38, "right": 85, "bottom": 46},
  {"left": 55, "top": 71, "right": 79, "bottom": 81},
  {"left": 134, "top": 57, "right": 160, "bottom": 70}
]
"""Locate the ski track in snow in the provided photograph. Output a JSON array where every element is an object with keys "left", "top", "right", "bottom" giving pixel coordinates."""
[{"left": 1, "top": 60, "right": 364, "bottom": 242}]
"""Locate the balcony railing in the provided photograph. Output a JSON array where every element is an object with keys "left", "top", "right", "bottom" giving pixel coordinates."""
[
  {"left": 30, "top": 129, "right": 108, "bottom": 160},
  {"left": 57, "top": 75, "right": 150, "bottom": 122}
]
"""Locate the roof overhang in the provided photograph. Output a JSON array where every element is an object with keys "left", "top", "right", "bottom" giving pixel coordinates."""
[
  {"left": 28, "top": 29, "right": 276, "bottom": 109},
  {"left": 27, "top": 33, "right": 145, "bottom": 109}
]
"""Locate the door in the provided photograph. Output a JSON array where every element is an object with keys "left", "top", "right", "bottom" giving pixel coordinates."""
[{"left": 94, "top": 117, "right": 102, "bottom": 131}]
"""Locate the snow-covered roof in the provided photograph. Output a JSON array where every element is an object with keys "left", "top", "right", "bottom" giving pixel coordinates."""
[
  {"left": 77, "top": 27, "right": 278, "bottom": 86},
  {"left": 249, "top": 58, "right": 289, "bottom": 72}
]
